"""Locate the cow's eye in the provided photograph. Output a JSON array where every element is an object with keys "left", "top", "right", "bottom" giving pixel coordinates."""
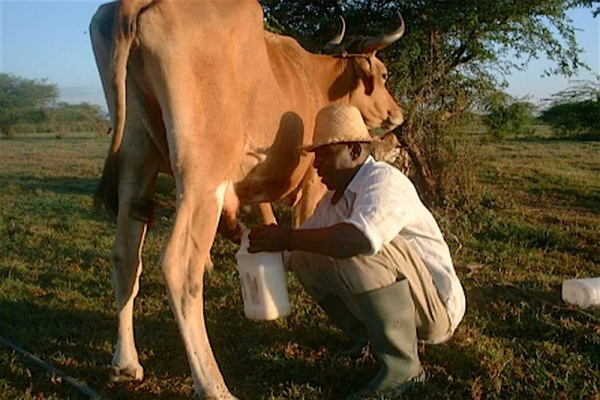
[{"left": 382, "top": 73, "right": 388, "bottom": 81}]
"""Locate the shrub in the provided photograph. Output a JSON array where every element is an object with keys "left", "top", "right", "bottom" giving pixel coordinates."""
[
  {"left": 541, "top": 79, "right": 600, "bottom": 139},
  {"left": 541, "top": 98, "right": 600, "bottom": 139},
  {"left": 483, "top": 93, "right": 536, "bottom": 138}
]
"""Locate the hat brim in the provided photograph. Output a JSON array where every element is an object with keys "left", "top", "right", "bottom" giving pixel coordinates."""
[{"left": 302, "top": 138, "right": 373, "bottom": 153}]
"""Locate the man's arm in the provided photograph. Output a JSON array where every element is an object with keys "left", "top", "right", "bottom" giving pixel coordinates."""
[{"left": 248, "top": 223, "right": 371, "bottom": 258}]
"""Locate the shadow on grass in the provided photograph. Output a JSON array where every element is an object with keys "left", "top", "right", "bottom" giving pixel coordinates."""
[
  {"left": 0, "top": 299, "right": 115, "bottom": 399},
  {"left": 475, "top": 216, "right": 600, "bottom": 265},
  {"left": 204, "top": 285, "right": 365, "bottom": 399},
  {"left": 0, "top": 174, "right": 99, "bottom": 196},
  {"left": 508, "top": 135, "right": 600, "bottom": 143},
  {"left": 467, "top": 283, "right": 600, "bottom": 366},
  {"left": 0, "top": 172, "right": 176, "bottom": 199},
  {"left": 0, "top": 133, "right": 104, "bottom": 142},
  {"left": 530, "top": 184, "right": 600, "bottom": 214},
  {"left": 0, "top": 291, "right": 366, "bottom": 399}
]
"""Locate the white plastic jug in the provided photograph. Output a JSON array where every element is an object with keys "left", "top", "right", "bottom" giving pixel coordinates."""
[
  {"left": 235, "top": 231, "right": 291, "bottom": 320},
  {"left": 562, "top": 277, "right": 600, "bottom": 308}
]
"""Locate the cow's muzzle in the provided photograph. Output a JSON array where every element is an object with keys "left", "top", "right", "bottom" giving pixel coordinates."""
[{"left": 369, "top": 114, "right": 403, "bottom": 137}]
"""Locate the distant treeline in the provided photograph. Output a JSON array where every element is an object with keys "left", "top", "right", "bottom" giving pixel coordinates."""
[
  {"left": 11, "top": 102, "right": 110, "bottom": 135},
  {"left": 0, "top": 73, "right": 109, "bottom": 136}
]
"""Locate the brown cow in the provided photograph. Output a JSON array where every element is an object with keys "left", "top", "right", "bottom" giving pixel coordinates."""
[{"left": 90, "top": 1, "right": 404, "bottom": 398}]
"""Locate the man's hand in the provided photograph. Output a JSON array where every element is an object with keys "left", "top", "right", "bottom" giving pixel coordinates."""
[{"left": 248, "top": 224, "right": 290, "bottom": 253}]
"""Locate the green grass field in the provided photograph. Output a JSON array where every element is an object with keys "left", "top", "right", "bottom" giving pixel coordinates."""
[{"left": 0, "top": 132, "right": 599, "bottom": 399}]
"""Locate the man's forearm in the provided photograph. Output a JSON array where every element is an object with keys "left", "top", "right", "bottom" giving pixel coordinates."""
[{"left": 288, "top": 223, "right": 372, "bottom": 258}]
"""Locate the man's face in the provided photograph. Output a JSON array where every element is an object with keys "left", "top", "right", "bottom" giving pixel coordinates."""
[{"left": 312, "top": 143, "right": 356, "bottom": 190}]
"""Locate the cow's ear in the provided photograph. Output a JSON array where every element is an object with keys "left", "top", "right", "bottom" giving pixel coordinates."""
[{"left": 352, "top": 57, "right": 374, "bottom": 95}]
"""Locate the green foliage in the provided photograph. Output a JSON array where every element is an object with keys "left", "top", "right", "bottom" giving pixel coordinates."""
[
  {"left": 540, "top": 79, "right": 600, "bottom": 139},
  {"left": 0, "top": 73, "right": 58, "bottom": 136},
  {"left": 483, "top": 93, "right": 536, "bottom": 138},
  {"left": 260, "top": 0, "right": 599, "bottom": 206}
]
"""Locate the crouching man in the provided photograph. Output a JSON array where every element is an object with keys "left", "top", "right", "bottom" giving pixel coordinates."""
[{"left": 249, "top": 104, "right": 466, "bottom": 399}]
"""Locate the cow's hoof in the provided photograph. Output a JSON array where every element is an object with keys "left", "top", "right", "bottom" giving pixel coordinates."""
[{"left": 110, "top": 363, "right": 144, "bottom": 382}]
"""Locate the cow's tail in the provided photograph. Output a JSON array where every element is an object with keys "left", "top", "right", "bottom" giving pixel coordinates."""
[
  {"left": 94, "top": 152, "right": 120, "bottom": 215},
  {"left": 95, "top": 0, "right": 153, "bottom": 216},
  {"left": 110, "top": 0, "right": 153, "bottom": 155}
]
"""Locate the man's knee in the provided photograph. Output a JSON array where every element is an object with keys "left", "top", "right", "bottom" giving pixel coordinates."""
[
  {"left": 288, "top": 250, "right": 319, "bottom": 283},
  {"left": 288, "top": 250, "right": 336, "bottom": 301},
  {"left": 288, "top": 250, "right": 310, "bottom": 269}
]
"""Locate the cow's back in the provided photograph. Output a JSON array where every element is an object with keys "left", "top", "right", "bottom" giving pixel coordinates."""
[{"left": 135, "top": 0, "right": 272, "bottom": 111}]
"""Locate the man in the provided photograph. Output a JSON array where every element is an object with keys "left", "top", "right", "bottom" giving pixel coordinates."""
[{"left": 249, "top": 104, "right": 466, "bottom": 399}]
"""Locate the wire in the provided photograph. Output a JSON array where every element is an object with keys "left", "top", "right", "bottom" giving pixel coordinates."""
[{"left": 0, "top": 335, "right": 108, "bottom": 399}]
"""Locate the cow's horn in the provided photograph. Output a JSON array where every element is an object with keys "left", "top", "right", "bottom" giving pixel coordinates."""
[
  {"left": 324, "top": 16, "right": 346, "bottom": 53},
  {"left": 360, "top": 12, "right": 405, "bottom": 54},
  {"left": 329, "top": 16, "right": 346, "bottom": 45}
]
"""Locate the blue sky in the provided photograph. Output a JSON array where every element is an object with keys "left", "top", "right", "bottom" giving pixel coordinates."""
[{"left": 0, "top": 1, "right": 598, "bottom": 110}]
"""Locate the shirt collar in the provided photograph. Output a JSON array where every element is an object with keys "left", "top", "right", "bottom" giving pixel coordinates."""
[{"left": 346, "top": 155, "right": 375, "bottom": 196}]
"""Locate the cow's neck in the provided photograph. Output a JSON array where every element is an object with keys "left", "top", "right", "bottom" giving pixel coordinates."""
[{"left": 310, "top": 55, "right": 354, "bottom": 104}]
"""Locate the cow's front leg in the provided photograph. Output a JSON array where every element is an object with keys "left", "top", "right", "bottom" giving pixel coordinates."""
[
  {"left": 161, "top": 182, "right": 237, "bottom": 399},
  {"left": 293, "top": 165, "right": 327, "bottom": 227},
  {"left": 255, "top": 202, "right": 277, "bottom": 225}
]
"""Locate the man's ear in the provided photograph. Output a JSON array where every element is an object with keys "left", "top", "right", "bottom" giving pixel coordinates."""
[{"left": 349, "top": 142, "right": 362, "bottom": 160}]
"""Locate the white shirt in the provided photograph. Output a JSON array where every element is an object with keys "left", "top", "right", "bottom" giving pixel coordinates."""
[{"left": 301, "top": 156, "right": 466, "bottom": 332}]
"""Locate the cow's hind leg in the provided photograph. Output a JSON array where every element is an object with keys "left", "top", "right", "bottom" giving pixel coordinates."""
[
  {"left": 110, "top": 207, "right": 149, "bottom": 382},
  {"left": 109, "top": 132, "right": 161, "bottom": 382},
  {"left": 91, "top": 0, "right": 153, "bottom": 382}
]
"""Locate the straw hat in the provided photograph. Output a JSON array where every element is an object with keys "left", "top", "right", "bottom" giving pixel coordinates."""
[{"left": 304, "top": 104, "right": 372, "bottom": 152}]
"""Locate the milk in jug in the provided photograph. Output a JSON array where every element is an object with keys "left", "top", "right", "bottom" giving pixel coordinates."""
[{"left": 236, "top": 231, "right": 291, "bottom": 320}]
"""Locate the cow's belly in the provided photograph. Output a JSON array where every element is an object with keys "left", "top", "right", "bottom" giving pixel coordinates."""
[
  {"left": 233, "top": 130, "right": 314, "bottom": 204},
  {"left": 233, "top": 83, "right": 317, "bottom": 205}
]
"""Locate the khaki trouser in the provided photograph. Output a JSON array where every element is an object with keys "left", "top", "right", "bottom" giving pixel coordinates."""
[{"left": 289, "top": 235, "right": 451, "bottom": 343}]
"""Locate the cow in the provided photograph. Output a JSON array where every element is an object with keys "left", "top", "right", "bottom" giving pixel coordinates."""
[{"left": 90, "top": 1, "right": 405, "bottom": 398}]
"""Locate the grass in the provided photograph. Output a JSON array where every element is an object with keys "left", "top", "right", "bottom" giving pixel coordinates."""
[{"left": 0, "top": 132, "right": 599, "bottom": 399}]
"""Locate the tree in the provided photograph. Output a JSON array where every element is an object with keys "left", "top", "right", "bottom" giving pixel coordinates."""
[
  {"left": 0, "top": 73, "right": 58, "bottom": 136},
  {"left": 260, "top": 0, "right": 600, "bottom": 206},
  {"left": 540, "top": 78, "right": 600, "bottom": 138}
]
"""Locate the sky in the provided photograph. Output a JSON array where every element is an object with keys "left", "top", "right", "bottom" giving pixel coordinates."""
[{"left": 0, "top": 1, "right": 598, "bottom": 110}]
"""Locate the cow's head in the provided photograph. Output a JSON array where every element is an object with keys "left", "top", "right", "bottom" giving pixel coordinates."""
[{"left": 326, "top": 14, "right": 405, "bottom": 135}]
